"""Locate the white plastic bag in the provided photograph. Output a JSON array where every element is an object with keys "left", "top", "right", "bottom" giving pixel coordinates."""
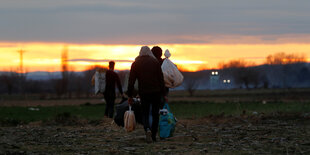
[
  {"left": 161, "top": 50, "right": 184, "bottom": 88},
  {"left": 122, "top": 72, "right": 139, "bottom": 92},
  {"left": 94, "top": 71, "right": 106, "bottom": 94},
  {"left": 124, "top": 106, "right": 136, "bottom": 132}
]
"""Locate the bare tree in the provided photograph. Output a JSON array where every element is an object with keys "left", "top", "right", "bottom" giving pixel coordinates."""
[
  {"left": 232, "top": 67, "right": 262, "bottom": 89},
  {"left": 183, "top": 73, "right": 200, "bottom": 96},
  {"left": 218, "top": 59, "right": 263, "bottom": 89},
  {"left": 266, "top": 52, "right": 307, "bottom": 88},
  {"left": 266, "top": 52, "right": 306, "bottom": 65},
  {"left": 0, "top": 71, "right": 19, "bottom": 95}
]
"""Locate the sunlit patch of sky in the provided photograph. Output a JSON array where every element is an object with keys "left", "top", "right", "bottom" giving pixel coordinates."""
[{"left": 0, "top": 43, "right": 309, "bottom": 72}]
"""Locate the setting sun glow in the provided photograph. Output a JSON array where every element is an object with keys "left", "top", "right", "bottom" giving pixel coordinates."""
[{"left": 0, "top": 42, "right": 309, "bottom": 72}]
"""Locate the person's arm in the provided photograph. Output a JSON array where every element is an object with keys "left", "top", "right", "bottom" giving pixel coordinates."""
[
  {"left": 158, "top": 63, "right": 166, "bottom": 97},
  {"left": 127, "top": 62, "right": 137, "bottom": 100}
]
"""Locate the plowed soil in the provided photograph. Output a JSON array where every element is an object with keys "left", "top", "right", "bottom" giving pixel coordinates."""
[{"left": 1, "top": 114, "right": 309, "bottom": 154}]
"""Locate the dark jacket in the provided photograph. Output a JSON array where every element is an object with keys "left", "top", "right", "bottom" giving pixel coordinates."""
[
  {"left": 104, "top": 70, "right": 123, "bottom": 99},
  {"left": 156, "top": 57, "right": 164, "bottom": 66},
  {"left": 127, "top": 55, "right": 165, "bottom": 98}
]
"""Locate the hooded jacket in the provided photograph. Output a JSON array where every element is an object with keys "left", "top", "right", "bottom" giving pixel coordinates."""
[
  {"left": 135, "top": 46, "right": 156, "bottom": 60},
  {"left": 127, "top": 46, "right": 165, "bottom": 97}
]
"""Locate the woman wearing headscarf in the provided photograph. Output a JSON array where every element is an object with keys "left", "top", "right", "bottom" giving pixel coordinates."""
[{"left": 127, "top": 46, "right": 166, "bottom": 143}]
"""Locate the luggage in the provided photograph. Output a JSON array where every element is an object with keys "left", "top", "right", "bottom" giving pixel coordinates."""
[
  {"left": 94, "top": 71, "right": 106, "bottom": 94},
  {"left": 114, "top": 98, "right": 142, "bottom": 127},
  {"left": 161, "top": 50, "right": 184, "bottom": 88},
  {"left": 124, "top": 106, "right": 136, "bottom": 132},
  {"left": 159, "top": 103, "right": 177, "bottom": 138}
]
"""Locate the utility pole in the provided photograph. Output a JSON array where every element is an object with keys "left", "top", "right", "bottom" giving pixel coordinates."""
[
  {"left": 17, "top": 49, "right": 26, "bottom": 73},
  {"left": 61, "top": 46, "right": 69, "bottom": 96},
  {"left": 17, "top": 49, "right": 27, "bottom": 96},
  {"left": 61, "top": 46, "right": 68, "bottom": 75}
]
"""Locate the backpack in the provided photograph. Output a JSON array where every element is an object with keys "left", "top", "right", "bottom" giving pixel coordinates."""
[{"left": 159, "top": 103, "right": 176, "bottom": 138}]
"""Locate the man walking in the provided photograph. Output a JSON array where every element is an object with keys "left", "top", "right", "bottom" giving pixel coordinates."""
[
  {"left": 151, "top": 46, "right": 164, "bottom": 65},
  {"left": 104, "top": 61, "right": 124, "bottom": 118},
  {"left": 151, "top": 46, "right": 169, "bottom": 96},
  {"left": 127, "top": 46, "right": 166, "bottom": 143}
]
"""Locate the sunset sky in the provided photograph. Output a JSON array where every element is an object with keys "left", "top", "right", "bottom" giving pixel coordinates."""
[{"left": 1, "top": 0, "right": 310, "bottom": 72}]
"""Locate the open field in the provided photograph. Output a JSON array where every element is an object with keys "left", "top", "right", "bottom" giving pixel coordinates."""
[
  {"left": 169, "top": 88, "right": 310, "bottom": 102},
  {"left": 1, "top": 89, "right": 310, "bottom": 154},
  {"left": 1, "top": 115, "right": 309, "bottom": 154},
  {"left": 1, "top": 88, "right": 310, "bottom": 107},
  {"left": 0, "top": 101, "right": 310, "bottom": 125}
]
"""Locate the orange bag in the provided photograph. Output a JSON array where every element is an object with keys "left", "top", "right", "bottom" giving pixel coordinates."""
[{"left": 124, "top": 106, "right": 136, "bottom": 132}]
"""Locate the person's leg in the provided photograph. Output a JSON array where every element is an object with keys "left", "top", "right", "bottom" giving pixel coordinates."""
[
  {"left": 104, "top": 97, "right": 109, "bottom": 117},
  {"left": 140, "top": 95, "right": 152, "bottom": 143},
  {"left": 149, "top": 104, "right": 153, "bottom": 128},
  {"left": 140, "top": 95, "right": 151, "bottom": 132},
  {"left": 151, "top": 93, "right": 161, "bottom": 141},
  {"left": 108, "top": 98, "right": 115, "bottom": 118}
]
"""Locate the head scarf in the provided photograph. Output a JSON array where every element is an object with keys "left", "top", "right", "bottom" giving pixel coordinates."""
[{"left": 136, "top": 46, "right": 156, "bottom": 60}]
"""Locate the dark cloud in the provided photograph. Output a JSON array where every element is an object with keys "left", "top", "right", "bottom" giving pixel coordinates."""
[{"left": 1, "top": 0, "right": 310, "bottom": 44}]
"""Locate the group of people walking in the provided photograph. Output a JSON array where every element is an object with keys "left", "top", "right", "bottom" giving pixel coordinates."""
[{"left": 102, "top": 46, "right": 167, "bottom": 143}]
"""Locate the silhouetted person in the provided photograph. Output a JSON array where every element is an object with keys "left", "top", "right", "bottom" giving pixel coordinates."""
[
  {"left": 127, "top": 46, "right": 166, "bottom": 143},
  {"left": 104, "top": 61, "right": 124, "bottom": 118},
  {"left": 152, "top": 46, "right": 169, "bottom": 96},
  {"left": 151, "top": 46, "right": 164, "bottom": 65}
]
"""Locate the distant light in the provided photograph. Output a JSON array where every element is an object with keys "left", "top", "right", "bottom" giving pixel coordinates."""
[
  {"left": 211, "top": 71, "right": 218, "bottom": 76},
  {"left": 223, "top": 80, "right": 227, "bottom": 83},
  {"left": 227, "top": 80, "right": 231, "bottom": 83}
]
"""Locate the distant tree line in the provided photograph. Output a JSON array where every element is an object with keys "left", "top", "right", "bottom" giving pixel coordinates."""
[
  {"left": 217, "top": 52, "right": 310, "bottom": 89},
  {"left": 1, "top": 52, "right": 309, "bottom": 97},
  {"left": 180, "top": 52, "right": 310, "bottom": 95},
  {"left": 0, "top": 66, "right": 129, "bottom": 99}
]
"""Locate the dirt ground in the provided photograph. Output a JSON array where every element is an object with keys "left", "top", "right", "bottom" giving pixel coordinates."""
[
  {"left": 0, "top": 99, "right": 106, "bottom": 107},
  {"left": 1, "top": 114, "right": 309, "bottom": 154}
]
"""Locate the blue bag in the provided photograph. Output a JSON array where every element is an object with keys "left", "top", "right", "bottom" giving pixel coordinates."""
[{"left": 159, "top": 103, "right": 176, "bottom": 138}]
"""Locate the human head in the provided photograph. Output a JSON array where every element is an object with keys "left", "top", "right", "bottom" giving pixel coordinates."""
[
  {"left": 109, "top": 61, "right": 115, "bottom": 70},
  {"left": 139, "top": 46, "right": 156, "bottom": 59},
  {"left": 151, "top": 46, "right": 162, "bottom": 59}
]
